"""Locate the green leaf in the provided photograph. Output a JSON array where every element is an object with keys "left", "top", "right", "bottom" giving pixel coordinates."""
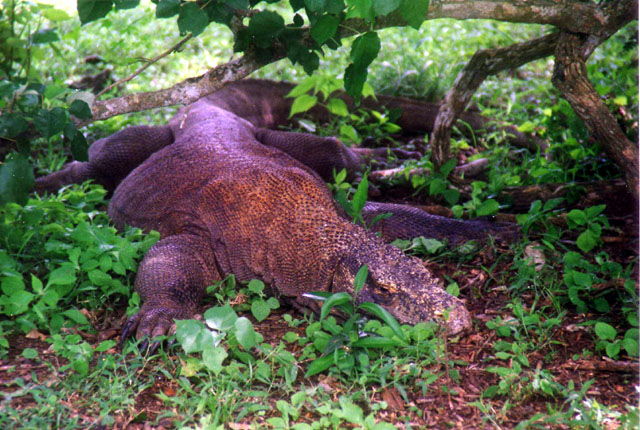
[
  {"left": 0, "top": 112, "right": 28, "bottom": 138},
  {"left": 247, "top": 279, "right": 265, "bottom": 294},
  {"left": 69, "top": 99, "right": 93, "bottom": 120},
  {"left": 613, "top": 95, "right": 627, "bottom": 106},
  {"left": 476, "top": 199, "right": 499, "bottom": 216},
  {"left": 345, "top": 0, "right": 374, "bottom": 21},
  {"left": 327, "top": 98, "right": 349, "bottom": 116},
  {"left": 64, "top": 123, "right": 89, "bottom": 162},
  {"left": 358, "top": 302, "right": 405, "bottom": 340},
  {"left": 3, "top": 289, "right": 34, "bottom": 315},
  {"left": 178, "top": 2, "right": 209, "bottom": 37},
  {"left": 156, "top": 0, "right": 179, "bottom": 18},
  {"left": 429, "top": 178, "right": 446, "bottom": 195},
  {"left": 43, "top": 8, "right": 71, "bottom": 21},
  {"left": 22, "top": 348, "right": 38, "bottom": 359},
  {"left": 266, "top": 297, "right": 280, "bottom": 309},
  {"left": 203, "top": 305, "right": 237, "bottom": 332},
  {"left": 47, "top": 265, "right": 77, "bottom": 286},
  {"left": 585, "top": 204, "right": 606, "bottom": 219},
  {"left": 286, "top": 76, "right": 319, "bottom": 98},
  {"left": 62, "top": 309, "right": 90, "bottom": 324},
  {"left": 222, "top": 0, "right": 249, "bottom": 9},
  {"left": 373, "top": 0, "right": 399, "bottom": 16},
  {"left": 44, "top": 85, "right": 66, "bottom": 100},
  {"left": 88, "top": 269, "right": 112, "bottom": 287},
  {"left": 353, "top": 265, "right": 368, "bottom": 295},
  {"left": 251, "top": 299, "right": 271, "bottom": 322},
  {"left": 399, "top": 0, "right": 428, "bottom": 29},
  {"left": 446, "top": 282, "right": 460, "bottom": 297},
  {"left": 114, "top": 0, "right": 140, "bottom": 9},
  {"left": 439, "top": 158, "right": 457, "bottom": 176},
  {"left": 594, "top": 322, "right": 616, "bottom": 341},
  {"left": 419, "top": 237, "right": 444, "bottom": 254},
  {"left": 0, "top": 154, "right": 34, "bottom": 206},
  {"left": 352, "top": 336, "right": 400, "bottom": 348},
  {"left": 567, "top": 209, "right": 587, "bottom": 227},
  {"left": 339, "top": 398, "right": 364, "bottom": 425},
  {"left": 622, "top": 336, "right": 639, "bottom": 357},
  {"left": 305, "top": 353, "right": 334, "bottom": 377},
  {"left": 234, "top": 317, "right": 258, "bottom": 349},
  {"left": 517, "top": 121, "right": 535, "bottom": 133},
  {"left": 202, "top": 345, "right": 227, "bottom": 374},
  {"left": 576, "top": 230, "right": 597, "bottom": 252},
  {"left": 311, "top": 14, "right": 340, "bottom": 45},
  {"left": 351, "top": 178, "right": 369, "bottom": 218},
  {"left": 248, "top": 11, "right": 284, "bottom": 48},
  {"left": 571, "top": 270, "right": 592, "bottom": 288},
  {"left": 31, "top": 274, "right": 43, "bottom": 294},
  {"left": 95, "top": 340, "right": 117, "bottom": 352},
  {"left": 605, "top": 342, "right": 621, "bottom": 358},
  {"left": 443, "top": 188, "right": 460, "bottom": 205},
  {"left": 289, "top": 94, "right": 318, "bottom": 117},
  {"left": 344, "top": 32, "right": 380, "bottom": 99},
  {"left": 32, "top": 29, "right": 60, "bottom": 44},
  {"left": 175, "top": 319, "right": 206, "bottom": 353},
  {"left": 350, "top": 31, "right": 380, "bottom": 68},
  {"left": 305, "top": 0, "right": 326, "bottom": 12},
  {"left": 77, "top": 0, "right": 113, "bottom": 25},
  {"left": 320, "top": 292, "right": 352, "bottom": 320},
  {"left": 72, "top": 358, "right": 89, "bottom": 376},
  {"left": 33, "top": 107, "right": 68, "bottom": 139}
]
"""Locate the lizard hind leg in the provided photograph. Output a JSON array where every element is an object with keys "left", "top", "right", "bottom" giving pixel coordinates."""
[{"left": 120, "top": 233, "right": 220, "bottom": 348}]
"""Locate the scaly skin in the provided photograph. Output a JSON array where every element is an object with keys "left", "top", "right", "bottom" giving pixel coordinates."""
[{"left": 35, "top": 80, "right": 521, "bottom": 342}]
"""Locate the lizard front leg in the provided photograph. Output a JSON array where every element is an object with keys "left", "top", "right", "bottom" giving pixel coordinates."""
[{"left": 120, "top": 234, "right": 220, "bottom": 347}]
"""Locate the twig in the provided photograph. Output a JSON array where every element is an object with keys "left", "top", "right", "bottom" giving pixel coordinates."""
[
  {"left": 559, "top": 359, "right": 638, "bottom": 373},
  {"left": 95, "top": 33, "right": 193, "bottom": 99}
]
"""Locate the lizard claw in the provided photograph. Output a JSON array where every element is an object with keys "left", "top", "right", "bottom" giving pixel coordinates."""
[{"left": 119, "top": 304, "right": 194, "bottom": 350}]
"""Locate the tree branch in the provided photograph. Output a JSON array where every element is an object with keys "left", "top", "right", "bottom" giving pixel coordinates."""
[
  {"left": 429, "top": 32, "right": 559, "bottom": 169},
  {"left": 79, "top": 52, "right": 283, "bottom": 125},
  {"left": 95, "top": 33, "right": 193, "bottom": 99},
  {"left": 357, "top": 0, "right": 609, "bottom": 35}
]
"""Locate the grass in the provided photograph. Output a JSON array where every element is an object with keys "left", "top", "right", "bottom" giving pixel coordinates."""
[{"left": 1, "top": 1, "right": 638, "bottom": 429}]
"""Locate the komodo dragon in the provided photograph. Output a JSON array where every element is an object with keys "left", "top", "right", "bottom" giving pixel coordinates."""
[{"left": 36, "top": 79, "right": 517, "bottom": 342}]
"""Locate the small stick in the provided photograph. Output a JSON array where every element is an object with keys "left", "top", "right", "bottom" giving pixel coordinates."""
[{"left": 95, "top": 33, "right": 193, "bottom": 99}]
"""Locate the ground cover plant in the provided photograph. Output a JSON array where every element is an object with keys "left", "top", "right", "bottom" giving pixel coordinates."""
[{"left": 0, "top": 0, "right": 638, "bottom": 428}]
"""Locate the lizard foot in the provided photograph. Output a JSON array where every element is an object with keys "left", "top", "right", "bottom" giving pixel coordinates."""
[{"left": 120, "top": 303, "right": 195, "bottom": 352}]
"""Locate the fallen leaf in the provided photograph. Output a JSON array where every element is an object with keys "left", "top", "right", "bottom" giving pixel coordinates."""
[{"left": 382, "top": 387, "right": 405, "bottom": 412}]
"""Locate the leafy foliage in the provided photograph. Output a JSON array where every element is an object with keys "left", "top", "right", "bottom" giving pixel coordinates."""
[{"left": 0, "top": 183, "right": 157, "bottom": 353}]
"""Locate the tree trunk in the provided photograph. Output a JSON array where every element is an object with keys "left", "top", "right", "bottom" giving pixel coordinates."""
[{"left": 552, "top": 31, "right": 639, "bottom": 204}]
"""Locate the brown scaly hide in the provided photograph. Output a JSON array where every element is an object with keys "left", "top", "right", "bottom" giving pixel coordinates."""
[{"left": 35, "top": 79, "right": 524, "bottom": 342}]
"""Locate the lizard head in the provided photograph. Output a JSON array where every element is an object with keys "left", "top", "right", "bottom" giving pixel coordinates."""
[{"left": 332, "top": 240, "right": 472, "bottom": 335}]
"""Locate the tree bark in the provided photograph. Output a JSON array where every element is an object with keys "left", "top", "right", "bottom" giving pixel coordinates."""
[
  {"left": 81, "top": 53, "right": 282, "bottom": 125},
  {"left": 429, "top": 32, "right": 559, "bottom": 170},
  {"left": 366, "top": 0, "right": 609, "bottom": 35},
  {"left": 552, "top": 30, "right": 639, "bottom": 204}
]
